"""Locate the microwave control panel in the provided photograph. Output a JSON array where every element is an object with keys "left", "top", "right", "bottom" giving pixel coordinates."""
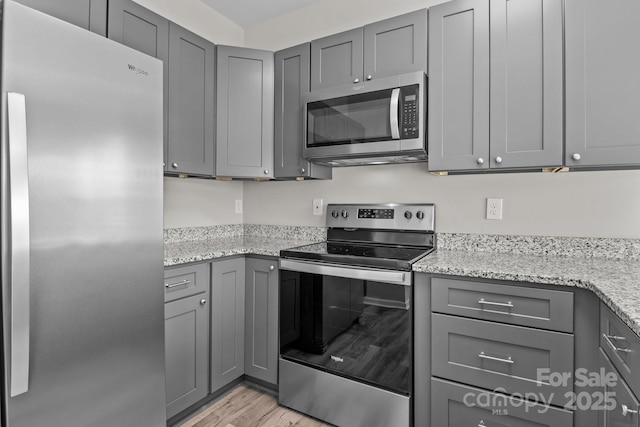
[{"left": 400, "top": 84, "right": 419, "bottom": 139}]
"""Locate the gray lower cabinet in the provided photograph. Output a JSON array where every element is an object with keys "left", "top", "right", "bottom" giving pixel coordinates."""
[
  {"left": 244, "top": 257, "right": 279, "bottom": 385},
  {"left": 210, "top": 257, "right": 246, "bottom": 392},
  {"left": 274, "top": 43, "right": 331, "bottom": 180},
  {"left": 598, "top": 349, "right": 640, "bottom": 427},
  {"left": 164, "top": 264, "right": 210, "bottom": 419},
  {"left": 167, "top": 23, "right": 215, "bottom": 177},
  {"left": 565, "top": 0, "right": 640, "bottom": 168},
  {"left": 216, "top": 46, "right": 274, "bottom": 179},
  {"left": 16, "top": 0, "right": 107, "bottom": 35}
]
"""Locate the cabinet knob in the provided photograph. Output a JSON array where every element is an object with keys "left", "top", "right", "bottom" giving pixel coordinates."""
[
  {"left": 200, "top": 299, "right": 207, "bottom": 305},
  {"left": 264, "top": 169, "right": 269, "bottom": 175},
  {"left": 269, "top": 265, "right": 275, "bottom": 271},
  {"left": 300, "top": 168, "right": 306, "bottom": 174},
  {"left": 353, "top": 78, "right": 360, "bottom": 83},
  {"left": 477, "top": 158, "right": 484, "bottom": 165},
  {"left": 622, "top": 404, "right": 638, "bottom": 417},
  {"left": 162, "top": 162, "right": 166, "bottom": 167},
  {"left": 495, "top": 156, "right": 503, "bottom": 164},
  {"left": 171, "top": 162, "right": 178, "bottom": 169},
  {"left": 366, "top": 75, "right": 372, "bottom": 80},
  {"left": 572, "top": 153, "right": 581, "bottom": 161}
]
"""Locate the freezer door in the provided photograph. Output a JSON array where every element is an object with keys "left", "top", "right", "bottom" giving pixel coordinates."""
[{"left": 0, "top": 1, "right": 165, "bottom": 426}]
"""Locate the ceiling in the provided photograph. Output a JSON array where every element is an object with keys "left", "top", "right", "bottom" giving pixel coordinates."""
[{"left": 200, "top": 0, "right": 325, "bottom": 27}]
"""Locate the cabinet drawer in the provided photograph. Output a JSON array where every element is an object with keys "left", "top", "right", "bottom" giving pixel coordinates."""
[
  {"left": 601, "top": 302, "right": 640, "bottom": 398},
  {"left": 431, "top": 378, "right": 574, "bottom": 427},
  {"left": 431, "top": 277, "right": 574, "bottom": 332},
  {"left": 164, "top": 263, "right": 209, "bottom": 302},
  {"left": 432, "top": 313, "right": 573, "bottom": 406},
  {"left": 599, "top": 349, "right": 640, "bottom": 427}
]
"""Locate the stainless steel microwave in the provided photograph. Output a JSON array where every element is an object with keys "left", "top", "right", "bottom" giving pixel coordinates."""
[{"left": 302, "top": 71, "right": 426, "bottom": 166}]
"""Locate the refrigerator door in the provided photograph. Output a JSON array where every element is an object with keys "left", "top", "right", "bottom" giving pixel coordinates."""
[{"left": 1, "top": 1, "right": 165, "bottom": 426}]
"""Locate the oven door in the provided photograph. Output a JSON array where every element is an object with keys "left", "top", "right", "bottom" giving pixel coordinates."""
[{"left": 279, "top": 259, "right": 412, "bottom": 396}]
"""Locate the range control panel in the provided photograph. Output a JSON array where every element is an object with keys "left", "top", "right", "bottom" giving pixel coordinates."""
[{"left": 327, "top": 203, "right": 435, "bottom": 232}]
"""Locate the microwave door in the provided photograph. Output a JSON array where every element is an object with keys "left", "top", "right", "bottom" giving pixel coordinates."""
[{"left": 390, "top": 88, "right": 401, "bottom": 140}]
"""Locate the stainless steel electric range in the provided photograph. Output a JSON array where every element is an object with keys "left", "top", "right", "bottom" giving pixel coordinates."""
[{"left": 278, "top": 203, "right": 436, "bottom": 427}]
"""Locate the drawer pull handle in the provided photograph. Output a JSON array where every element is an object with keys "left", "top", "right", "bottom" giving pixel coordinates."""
[
  {"left": 478, "top": 421, "right": 486, "bottom": 427},
  {"left": 478, "top": 352, "right": 514, "bottom": 364},
  {"left": 165, "top": 279, "right": 192, "bottom": 289},
  {"left": 603, "top": 333, "right": 633, "bottom": 353},
  {"left": 478, "top": 298, "right": 514, "bottom": 309},
  {"left": 622, "top": 404, "right": 638, "bottom": 417}
]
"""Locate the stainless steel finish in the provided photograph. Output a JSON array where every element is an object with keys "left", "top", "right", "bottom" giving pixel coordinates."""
[
  {"left": 353, "top": 78, "right": 360, "bottom": 83},
  {"left": 200, "top": 299, "right": 207, "bottom": 305},
  {"left": 477, "top": 157, "right": 485, "bottom": 165},
  {"left": 6, "top": 92, "right": 30, "bottom": 398},
  {"left": 572, "top": 153, "right": 581, "bottom": 161},
  {"left": 300, "top": 168, "right": 306, "bottom": 174},
  {"left": 478, "top": 351, "right": 514, "bottom": 364},
  {"left": 165, "top": 279, "right": 192, "bottom": 289},
  {"left": 622, "top": 404, "right": 638, "bottom": 416},
  {"left": 264, "top": 169, "right": 269, "bottom": 174},
  {"left": 172, "top": 162, "right": 178, "bottom": 168},
  {"left": 366, "top": 75, "right": 373, "bottom": 80},
  {"left": 269, "top": 265, "right": 275, "bottom": 271},
  {"left": 279, "top": 358, "right": 410, "bottom": 427},
  {"left": 478, "top": 298, "right": 514, "bottom": 308},
  {"left": 326, "top": 203, "right": 435, "bottom": 232},
  {"left": 279, "top": 258, "right": 411, "bottom": 286},
  {"left": 603, "top": 333, "right": 633, "bottom": 353},
  {"left": 495, "top": 156, "right": 503, "bottom": 164},
  {"left": 1, "top": 2, "right": 166, "bottom": 425},
  {"left": 390, "top": 88, "right": 401, "bottom": 139}
]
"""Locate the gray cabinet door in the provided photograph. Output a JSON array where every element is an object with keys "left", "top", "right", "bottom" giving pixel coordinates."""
[
  {"left": 428, "top": 0, "right": 490, "bottom": 172},
  {"left": 566, "top": 0, "right": 640, "bottom": 168},
  {"left": 16, "top": 0, "right": 107, "bottom": 35},
  {"left": 210, "top": 257, "right": 245, "bottom": 392},
  {"left": 598, "top": 349, "right": 640, "bottom": 427},
  {"left": 274, "top": 43, "right": 331, "bottom": 180},
  {"left": 165, "top": 291, "right": 210, "bottom": 419},
  {"left": 108, "top": 0, "right": 169, "bottom": 167},
  {"left": 167, "top": 23, "right": 215, "bottom": 177},
  {"left": 363, "top": 9, "right": 427, "bottom": 81},
  {"left": 216, "top": 46, "right": 274, "bottom": 179},
  {"left": 489, "top": 0, "right": 563, "bottom": 169},
  {"left": 244, "top": 257, "right": 279, "bottom": 385},
  {"left": 310, "top": 28, "right": 364, "bottom": 91}
]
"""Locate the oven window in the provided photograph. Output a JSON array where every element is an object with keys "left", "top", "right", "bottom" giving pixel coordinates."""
[
  {"left": 280, "top": 270, "right": 411, "bottom": 395},
  {"left": 306, "top": 89, "right": 394, "bottom": 147}
]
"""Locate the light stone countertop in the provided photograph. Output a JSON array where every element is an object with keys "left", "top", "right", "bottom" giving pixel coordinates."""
[{"left": 413, "top": 249, "right": 640, "bottom": 338}]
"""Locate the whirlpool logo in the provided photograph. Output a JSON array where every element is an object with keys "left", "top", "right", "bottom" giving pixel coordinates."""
[{"left": 128, "top": 64, "right": 148, "bottom": 76}]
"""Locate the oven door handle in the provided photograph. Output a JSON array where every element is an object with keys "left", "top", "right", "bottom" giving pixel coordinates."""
[{"left": 279, "top": 259, "right": 411, "bottom": 286}]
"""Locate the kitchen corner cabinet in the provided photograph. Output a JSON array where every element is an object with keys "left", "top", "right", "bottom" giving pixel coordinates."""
[
  {"left": 216, "top": 46, "right": 274, "bottom": 179},
  {"left": 310, "top": 9, "right": 427, "bottom": 91},
  {"left": 244, "top": 257, "right": 279, "bottom": 385},
  {"left": 167, "top": 23, "right": 216, "bottom": 177},
  {"left": 164, "top": 263, "right": 210, "bottom": 419},
  {"left": 17, "top": 0, "right": 107, "bottom": 36},
  {"left": 565, "top": 0, "right": 640, "bottom": 169},
  {"left": 210, "top": 257, "right": 246, "bottom": 392},
  {"left": 274, "top": 44, "right": 331, "bottom": 180},
  {"left": 428, "top": 0, "right": 563, "bottom": 172}
]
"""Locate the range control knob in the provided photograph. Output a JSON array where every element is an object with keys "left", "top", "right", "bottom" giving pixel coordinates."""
[
  {"left": 341, "top": 210, "right": 349, "bottom": 218},
  {"left": 331, "top": 210, "right": 339, "bottom": 218},
  {"left": 404, "top": 211, "right": 412, "bottom": 219},
  {"left": 416, "top": 211, "right": 425, "bottom": 220}
]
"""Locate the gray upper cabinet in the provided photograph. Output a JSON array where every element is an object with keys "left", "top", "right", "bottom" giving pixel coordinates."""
[
  {"left": 489, "top": 0, "right": 563, "bottom": 170},
  {"left": 167, "top": 23, "right": 215, "bottom": 177},
  {"left": 311, "top": 28, "right": 364, "bottom": 91},
  {"left": 108, "top": 0, "right": 169, "bottom": 166},
  {"left": 17, "top": 0, "right": 107, "bottom": 36},
  {"left": 216, "top": 46, "right": 274, "bottom": 179},
  {"left": 210, "top": 257, "right": 246, "bottom": 393},
  {"left": 244, "top": 257, "right": 279, "bottom": 386},
  {"left": 274, "top": 43, "right": 331, "bottom": 180},
  {"left": 363, "top": 9, "right": 427, "bottom": 81},
  {"left": 428, "top": 0, "right": 490, "bottom": 172},
  {"left": 310, "top": 10, "right": 427, "bottom": 91},
  {"left": 565, "top": 0, "right": 640, "bottom": 168}
]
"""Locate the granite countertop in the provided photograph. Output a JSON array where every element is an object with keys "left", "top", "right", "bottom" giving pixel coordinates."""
[{"left": 413, "top": 249, "right": 640, "bottom": 337}]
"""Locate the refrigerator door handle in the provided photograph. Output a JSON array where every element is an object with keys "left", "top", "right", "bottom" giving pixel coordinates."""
[{"left": 7, "top": 92, "right": 30, "bottom": 397}]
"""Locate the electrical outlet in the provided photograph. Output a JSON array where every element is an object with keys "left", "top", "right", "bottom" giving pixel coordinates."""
[
  {"left": 313, "top": 198, "right": 324, "bottom": 216},
  {"left": 486, "top": 198, "right": 503, "bottom": 220},
  {"left": 235, "top": 199, "right": 243, "bottom": 214}
]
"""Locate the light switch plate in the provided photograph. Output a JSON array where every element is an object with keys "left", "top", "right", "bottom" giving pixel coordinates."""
[
  {"left": 235, "top": 199, "right": 243, "bottom": 214},
  {"left": 313, "top": 198, "right": 323, "bottom": 216}
]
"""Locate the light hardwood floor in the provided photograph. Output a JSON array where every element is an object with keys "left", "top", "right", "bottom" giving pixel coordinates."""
[{"left": 179, "top": 384, "right": 332, "bottom": 427}]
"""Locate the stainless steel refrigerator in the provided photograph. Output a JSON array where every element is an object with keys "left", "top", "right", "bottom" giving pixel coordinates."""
[{"left": 0, "top": 1, "right": 166, "bottom": 425}]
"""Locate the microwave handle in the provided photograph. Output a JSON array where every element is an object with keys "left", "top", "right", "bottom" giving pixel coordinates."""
[{"left": 390, "top": 88, "right": 401, "bottom": 140}]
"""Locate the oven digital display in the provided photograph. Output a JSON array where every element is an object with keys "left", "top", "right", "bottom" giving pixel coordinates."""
[{"left": 358, "top": 208, "right": 394, "bottom": 219}]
